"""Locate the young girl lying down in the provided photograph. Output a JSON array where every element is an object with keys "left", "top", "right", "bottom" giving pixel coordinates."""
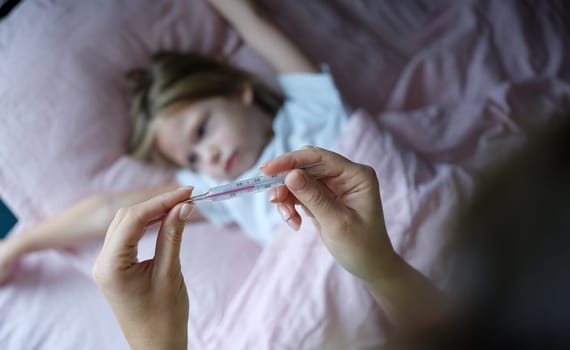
[{"left": 0, "top": 0, "right": 349, "bottom": 283}]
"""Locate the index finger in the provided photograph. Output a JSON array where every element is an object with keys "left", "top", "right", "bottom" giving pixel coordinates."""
[
  {"left": 259, "top": 146, "right": 354, "bottom": 179},
  {"left": 105, "top": 187, "right": 193, "bottom": 252}
]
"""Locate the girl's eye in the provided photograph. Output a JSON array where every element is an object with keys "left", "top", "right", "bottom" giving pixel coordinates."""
[{"left": 197, "top": 120, "right": 207, "bottom": 139}]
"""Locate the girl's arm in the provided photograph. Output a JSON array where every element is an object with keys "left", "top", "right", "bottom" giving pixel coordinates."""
[
  {"left": 3, "top": 182, "right": 204, "bottom": 262},
  {"left": 208, "top": 0, "right": 318, "bottom": 74}
]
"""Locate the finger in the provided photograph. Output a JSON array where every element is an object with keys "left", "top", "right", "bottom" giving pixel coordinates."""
[
  {"left": 284, "top": 169, "right": 346, "bottom": 228},
  {"left": 97, "top": 206, "right": 132, "bottom": 268},
  {"left": 154, "top": 202, "right": 193, "bottom": 275},
  {"left": 259, "top": 147, "right": 353, "bottom": 179},
  {"left": 300, "top": 203, "right": 315, "bottom": 218},
  {"left": 277, "top": 202, "right": 301, "bottom": 231},
  {"left": 146, "top": 214, "right": 167, "bottom": 227},
  {"left": 105, "top": 207, "right": 127, "bottom": 241},
  {"left": 271, "top": 187, "right": 305, "bottom": 230},
  {"left": 269, "top": 185, "right": 290, "bottom": 203},
  {"left": 105, "top": 187, "right": 193, "bottom": 255},
  {"left": 271, "top": 173, "right": 325, "bottom": 230}
]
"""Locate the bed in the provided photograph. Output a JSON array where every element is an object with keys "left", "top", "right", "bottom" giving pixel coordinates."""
[{"left": 1, "top": 0, "right": 569, "bottom": 348}]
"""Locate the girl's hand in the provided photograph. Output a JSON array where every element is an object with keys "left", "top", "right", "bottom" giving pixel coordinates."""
[
  {"left": 0, "top": 239, "right": 22, "bottom": 285},
  {"left": 207, "top": 0, "right": 317, "bottom": 73},
  {"left": 207, "top": 0, "right": 256, "bottom": 10},
  {"left": 92, "top": 187, "right": 194, "bottom": 350},
  {"left": 260, "top": 147, "right": 397, "bottom": 285}
]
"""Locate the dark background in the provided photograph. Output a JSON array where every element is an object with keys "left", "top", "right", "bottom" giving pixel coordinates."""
[
  {"left": 0, "top": 0, "right": 21, "bottom": 19},
  {"left": 0, "top": 199, "right": 17, "bottom": 238},
  {"left": 1, "top": 0, "right": 23, "bottom": 238}
]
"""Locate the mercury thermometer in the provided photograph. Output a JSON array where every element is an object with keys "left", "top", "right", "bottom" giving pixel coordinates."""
[{"left": 185, "top": 162, "right": 323, "bottom": 203}]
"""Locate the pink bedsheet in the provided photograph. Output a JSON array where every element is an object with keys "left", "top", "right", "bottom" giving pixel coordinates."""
[{"left": 1, "top": 0, "right": 569, "bottom": 349}]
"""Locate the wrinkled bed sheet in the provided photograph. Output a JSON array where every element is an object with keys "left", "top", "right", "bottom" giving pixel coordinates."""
[{"left": 1, "top": 0, "right": 569, "bottom": 349}]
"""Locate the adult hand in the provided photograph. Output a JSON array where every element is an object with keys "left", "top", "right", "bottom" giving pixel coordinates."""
[
  {"left": 260, "top": 147, "right": 397, "bottom": 284},
  {"left": 92, "top": 187, "right": 194, "bottom": 350},
  {"left": 263, "top": 148, "right": 449, "bottom": 334}
]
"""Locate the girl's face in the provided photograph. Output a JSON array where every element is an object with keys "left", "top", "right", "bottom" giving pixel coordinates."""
[{"left": 154, "top": 87, "right": 274, "bottom": 181}]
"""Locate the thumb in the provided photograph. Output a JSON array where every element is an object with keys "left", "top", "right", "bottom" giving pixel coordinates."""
[
  {"left": 285, "top": 169, "right": 343, "bottom": 227},
  {"left": 154, "top": 202, "right": 193, "bottom": 275}
]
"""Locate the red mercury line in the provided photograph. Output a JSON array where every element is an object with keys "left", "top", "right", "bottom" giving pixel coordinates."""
[{"left": 207, "top": 185, "right": 256, "bottom": 199}]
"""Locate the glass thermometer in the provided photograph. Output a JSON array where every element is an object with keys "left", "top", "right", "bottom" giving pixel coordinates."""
[{"left": 185, "top": 162, "right": 323, "bottom": 203}]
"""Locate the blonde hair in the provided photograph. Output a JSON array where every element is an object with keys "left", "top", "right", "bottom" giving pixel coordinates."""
[{"left": 126, "top": 51, "right": 283, "bottom": 167}]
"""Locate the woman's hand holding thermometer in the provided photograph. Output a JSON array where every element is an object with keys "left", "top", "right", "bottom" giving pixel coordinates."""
[
  {"left": 261, "top": 147, "right": 449, "bottom": 335},
  {"left": 258, "top": 147, "right": 396, "bottom": 283}
]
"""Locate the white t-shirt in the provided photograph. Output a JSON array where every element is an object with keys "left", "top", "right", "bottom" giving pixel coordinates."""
[{"left": 177, "top": 70, "right": 348, "bottom": 244}]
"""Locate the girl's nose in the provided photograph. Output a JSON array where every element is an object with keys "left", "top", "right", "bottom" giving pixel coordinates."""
[{"left": 200, "top": 146, "right": 221, "bottom": 166}]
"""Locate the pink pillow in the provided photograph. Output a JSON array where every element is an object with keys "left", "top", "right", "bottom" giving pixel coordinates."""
[{"left": 0, "top": 0, "right": 274, "bottom": 224}]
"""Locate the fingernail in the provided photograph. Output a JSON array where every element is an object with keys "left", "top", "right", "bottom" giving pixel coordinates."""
[
  {"left": 179, "top": 203, "right": 194, "bottom": 221},
  {"left": 178, "top": 186, "right": 194, "bottom": 192},
  {"left": 287, "top": 218, "right": 300, "bottom": 231},
  {"left": 301, "top": 145, "right": 314, "bottom": 150},
  {"left": 259, "top": 161, "right": 268, "bottom": 169},
  {"left": 269, "top": 189, "right": 277, "bottom": 202},
  {"left": 288, "top": 172, "right": 306, "bottom": 191},
  {"left": 278, "top": 205, "right": 291, "bottom": 222}
]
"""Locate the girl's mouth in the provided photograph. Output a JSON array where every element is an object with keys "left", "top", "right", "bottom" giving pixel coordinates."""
[{"left": 225, "top": 151, "right": 238, "bottom": 174}]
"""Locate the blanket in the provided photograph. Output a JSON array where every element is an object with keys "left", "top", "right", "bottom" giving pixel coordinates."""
[{"left": 0, "top": 0, "right": 569, "bottom": 349}]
